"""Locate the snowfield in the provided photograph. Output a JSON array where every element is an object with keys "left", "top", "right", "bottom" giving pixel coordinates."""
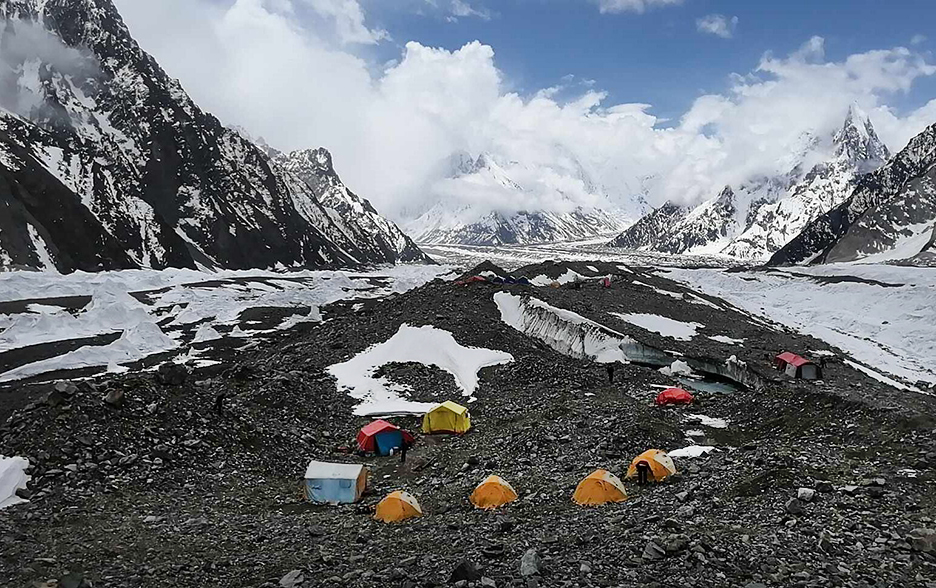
[
  {"left": 326, "top": 324, "right": 514, "bottom": 416},
  {"left": 610, "top": 312, "right": 703, "bottom": 341},
  {"left": 665, "top": 264, "right": 936, "bottom": 388},
  {"left": 0, "top": 265, "right": 454, "bottom": 383}
]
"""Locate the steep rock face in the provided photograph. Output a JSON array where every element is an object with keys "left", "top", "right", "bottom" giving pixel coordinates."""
[
  {"left": 407, "top": 152, "right": 637, "bottom": 246},
  {"left": 0, "top": 0, "right": 427, "bottom": 271},
  {"left": 770, "top": 121, "right": 936, "bottom": 265},
  {"left": 724, "top": 106, "right": 890, "bottom": 260},
  {"left": 275, "top": 148, "right": 430, "bottom": 263},
  {"left": 607, "top": 202, "right": 686, "bottom": 250}
]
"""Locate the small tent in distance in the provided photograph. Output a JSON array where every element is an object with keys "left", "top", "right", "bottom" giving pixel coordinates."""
[
  {"left": 470, "top": 475, "right": 518, "bottom": 510},
  {"left": 357, "top": 420, "right": 414, "bottom": 456},
  {"left": 775, "top": 352, "right": 822, "bottom": 380},
  {"left": 304, "top": 461, "right": 367, "bottom": 504},
  {"left": 375, "top": 491, "right": 423, "bottom": 523},
  {"left": 626, "top": 449, "right": 677, "bottom": 483},
  {"left": 573, "top": 469, "right": 628, "bottom": 506},
  {"left": 655, "top": 387, "right": 694, "bottom": 406},
  {"left": 422, "top": 401, "right": 471, "bottom": 434}
]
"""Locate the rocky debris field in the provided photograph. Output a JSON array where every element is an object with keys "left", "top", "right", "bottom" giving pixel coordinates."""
[{"left": 2, "top": 260, "right": 936, "bottom": 588}]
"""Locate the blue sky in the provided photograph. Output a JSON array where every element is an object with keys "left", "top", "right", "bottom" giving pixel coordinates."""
[
  {"left": 358, "top": 0, "right": 934, "bottom": 122},
  {"left": 116, "top": 0, "right": 936, "bottom": 216}
]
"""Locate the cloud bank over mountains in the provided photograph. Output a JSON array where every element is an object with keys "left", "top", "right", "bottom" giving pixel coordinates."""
[{"left": 113, "top": 0, "right": 936, "bottom": 220}]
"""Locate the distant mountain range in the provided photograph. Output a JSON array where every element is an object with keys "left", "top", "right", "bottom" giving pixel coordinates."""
[
  {"left": 406, "top": 152, "right": 644, "bottom": 246},
  {"left": 609, "top": 105, "right": 895, "bottom": 262},
  {"left": 0, "top": 0, "right": 429, "bottom": 273}
]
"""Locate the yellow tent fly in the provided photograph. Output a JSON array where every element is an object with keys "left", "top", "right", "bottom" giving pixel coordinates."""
[
  {"left": 626, "top": 449, "right": 677, "bottom": 482},
  {"left": 469, "top": 475, "right": 518, "bottom": 510},
  {"left": 375, "top": 491, "right": 422, "bottom": 523},
  {"left": 422, "top": 401, "right": 471, "bottom": 434},
  {"left": 572, "top": 469, "right": 628, "bottom": 506}
]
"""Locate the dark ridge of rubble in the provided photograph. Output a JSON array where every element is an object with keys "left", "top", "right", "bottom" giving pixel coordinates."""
[{"left": 2, "top": 260, "right": 935, "bottom": 588}]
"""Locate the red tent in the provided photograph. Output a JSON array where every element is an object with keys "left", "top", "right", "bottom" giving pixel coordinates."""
[
  {"left": 356, "top": 420, "right": 415, "bottom": 455},
  {"left": 655, "top": 387, "right": 694, "bottom": 406},
  {"left": 775, "top": 352, "right": 822, "bottom": 380}
]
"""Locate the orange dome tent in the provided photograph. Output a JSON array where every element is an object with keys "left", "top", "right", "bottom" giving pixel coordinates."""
[
  {"left": 572, "top": 469, "right": 628, "bottom": 506},
  {"left": 469, "top": 475, "right": 518, "bottom": 510},
  {"left": 375, "top": 491, "right": 422, "bottom": 523},
  {"left": 626, "top": 449, "right": 677, "bottom": 482}
]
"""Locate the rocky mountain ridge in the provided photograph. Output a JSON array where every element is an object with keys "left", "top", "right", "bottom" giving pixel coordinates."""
[{"left": 0, "top": 0, "right": 428, "bottom": 272}]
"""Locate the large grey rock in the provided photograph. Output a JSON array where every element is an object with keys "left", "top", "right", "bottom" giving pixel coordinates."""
[
  {"left": 909, "top": 528, "right": 936, "bottom": 553},
  {"left": 157, "top": 362, "right": 190, "bottom": 385},
  {"left": 520, "top": 549, "right": 543, "bottom": 577},
  {"left": 797, "top": 488, "right": 815, "bottom": 502},
  {"left": 785, "top": 498, "right": 805, "bottom": 515},
  {"left": 450, "top": 559, "right": 482, "bottom": 583},
  {"left": 642, "top": 541, "right": 666, "bottom": 561},
  {"left": 279, "top": 570, "right": 304, "bottom": 588}
]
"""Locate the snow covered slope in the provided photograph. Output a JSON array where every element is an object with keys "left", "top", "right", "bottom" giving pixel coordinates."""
[
  {"left": 770, "top": 120, "right": 936, "bottom": 265},
  {"left": 610, "top": 107, "right": 890, "bottom": 260},
  {"left": 408, "top": 153, "right": 639, "bottom": 246},
  {"left": 724, "top": 105, "right": 890, "bottom": 260},
  {"left": 0, "top": 0, "right": 427, "bottom": 272}
]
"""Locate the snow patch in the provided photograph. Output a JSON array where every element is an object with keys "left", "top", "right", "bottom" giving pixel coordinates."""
[
  {"left": 0, "top": 456, "right": 30, "bottom": 510},
  {"left": 669, "top": 445, "right": 716, "bottom": 458},
  {"left": 709, "top": 335, "right": 745, "bottom": 345},
  {"left": 659, "top": 360, "right": 693, "bottom": 377},
  {"left": 685, "top": 414, "right": 729, "bottom": 429},
  {"left": 327, "top": 324, "right": 514, "bottom": 416},
  {"left": 611, "top": 312, "right": 702, "bottom": 341}
]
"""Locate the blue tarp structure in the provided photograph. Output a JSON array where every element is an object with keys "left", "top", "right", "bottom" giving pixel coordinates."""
[
  {"left": 374, "top": 429, "right": 404, "bottom": 456},
  {"left": 304, "top": 461, "right": 368, "bottom": 504}
]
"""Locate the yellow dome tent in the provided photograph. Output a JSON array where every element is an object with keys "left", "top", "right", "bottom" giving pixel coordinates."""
[
  {"left": 469, "top": 475, "right": 518, "bottom": 510},
  {"left": 572, "top": 469, "right": 628, "bottom": 506},
  {"left": 626, "top": 449, "right": 677, "bottom": 482},
  {"left": 375, "top": 491, "right": 423, "bottom": 523},
  {"left": 422, "top": 401, "right": 471, "bottom": 434}
]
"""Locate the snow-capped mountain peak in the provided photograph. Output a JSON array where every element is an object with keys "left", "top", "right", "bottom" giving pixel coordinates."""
[
  {"left": 610, "top": 106, "right": 893, "bottom": 261},
  {"left": 834, "top": 103, "right": 890, "bottom": 173}
]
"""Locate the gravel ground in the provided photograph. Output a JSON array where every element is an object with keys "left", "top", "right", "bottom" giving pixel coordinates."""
[{"left": 1, "top": 261, "right": 935, "bottom": 588}]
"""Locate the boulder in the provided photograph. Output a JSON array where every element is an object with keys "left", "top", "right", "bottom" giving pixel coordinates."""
[
  {"left": 279, "top": 570, "right": 304, "bottom": 588},
  {"left": 520, "top": 549, "right": 543, "bottom": 577},
  {"left": 908, "top": 528, "right": 936, "bottom": 553},
  {"left": 797, "top": 488, "right": 815, "bottom": 502},
  {"left": 642, "top": 541, "right": 666, "bottom": 561},
  {"left": 450, "top": 560, "right": 482, "bottom": 583},
  {"left": 103, "top": 387, "right": 125, "bottom": 407},
  {"left": 157, "top": 362, "right": 190, "bottom": 385},
  {"left": 784, "top": 498, "right": 805, "bottom": 515}
]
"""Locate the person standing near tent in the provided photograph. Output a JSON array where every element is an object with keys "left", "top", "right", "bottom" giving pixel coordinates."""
[
  {"left": 636, "top": 460, "right": 651, "bottom": 485},
  {"left": 400, "top": 438, "right": 410, "bottom": 464}
]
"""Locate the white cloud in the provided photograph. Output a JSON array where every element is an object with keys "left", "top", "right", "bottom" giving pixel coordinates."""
[
  {"left": 592, "top": 0, "right": 683, "bottom": 14},
  {"left": 304, "top": 0, "right": 389, "bottom": 44},
  {"left": 911, "top": 34, "right": 927, "bottom": 46},
  {"left": 696, "top": 14, "right": 737, "bottom": 39},
  {"left": 112, "top": 1, "right": 936, "bottom": 222},
  {"left": 449, "top": 0, "right": 491, "bottom": 21}
]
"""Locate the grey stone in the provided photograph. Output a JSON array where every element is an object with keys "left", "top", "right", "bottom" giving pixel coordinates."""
[
  {"left": 279, "top": 570, "right": 304, "bottom": 588},
  {"left": 642, "top": 541, "right": 666, "bottom": 561},
  {"left": 797, "top": 488, "right": 815, "bottom": 502},
  {"left": 157, "top": 362, "right": 190, "bottom": 385},
  {"left": 520, "top": 549, "right": 543, "bottom": 577},
  {"left": 784, "top": 498, "right": 805, "bottom": 515},
  {"left": 450, "top": 559, "right": 482, "bottom": 583},
  {"left": 908, "top": 528, "right": 936, "bottom": 553},
  {"left": 103, "top": 387, "right": 124, "bottom": 407}
]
